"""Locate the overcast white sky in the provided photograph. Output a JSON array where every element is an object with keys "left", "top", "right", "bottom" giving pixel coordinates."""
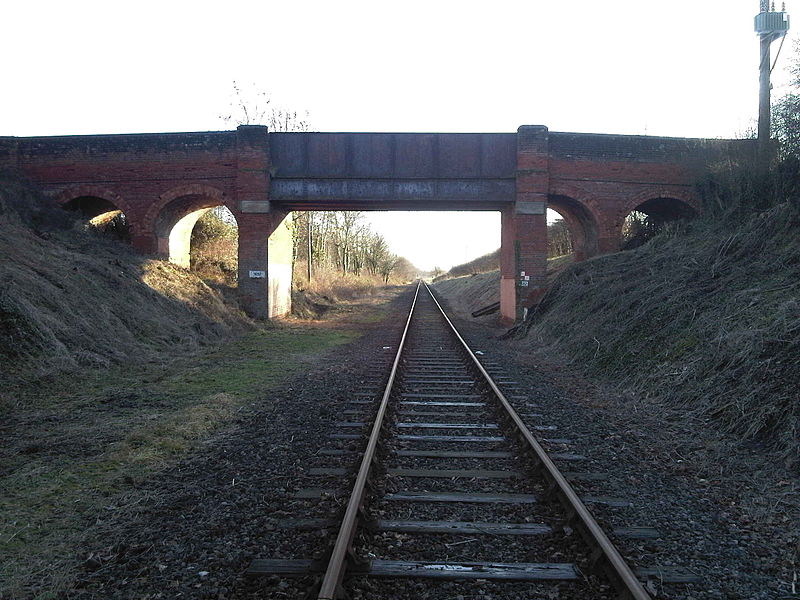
[{"left": 2, "top": 0, "right": 795, "bottom": 270}]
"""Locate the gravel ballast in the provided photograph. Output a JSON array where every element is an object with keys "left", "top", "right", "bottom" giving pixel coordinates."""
[
  {"left": 42, "top": 282, "right": 799, "bottom": 600},
  {"left": 434, "top": 284, "right": 800, "bottom": 600}
]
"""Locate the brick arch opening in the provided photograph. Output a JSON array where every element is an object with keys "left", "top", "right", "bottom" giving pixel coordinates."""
[
  {"left": 620, "top": 195, "right": 697, "bottom": 250},
  {"left": 188, "top": 207, "right": 239, "bottom": 284},
  {"left": 61, "top": 193, "right": 131, "bottom": 242},
  {"left": 151, "top": 187, "right": 237, "bottom": 269},
  {"left": 547, "top": 195, "right": 600, "bottom": 261}
]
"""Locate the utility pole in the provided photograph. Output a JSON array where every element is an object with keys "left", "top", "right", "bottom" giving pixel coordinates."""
[{"left": 755, "top": 1, "right": 790, "bottom": 157}]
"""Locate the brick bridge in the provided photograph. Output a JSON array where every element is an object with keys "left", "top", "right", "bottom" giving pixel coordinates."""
[{"left": 0, "top": 125, "right": 749, "bottom": 322}]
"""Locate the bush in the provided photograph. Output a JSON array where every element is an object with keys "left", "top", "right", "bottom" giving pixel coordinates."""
[{"left": 190, "top": 209, "right": 238, "bottom": 285}]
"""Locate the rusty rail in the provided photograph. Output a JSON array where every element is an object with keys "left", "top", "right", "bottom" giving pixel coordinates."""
[
  {"left": 423, "top": 281, "right": 652, "bottom": 600},
  {"left": 316, "top": 281, "right": 421, "bottom": 600},
  {"left": 313, "top": 280, "right": 650, "bottom": 599}
]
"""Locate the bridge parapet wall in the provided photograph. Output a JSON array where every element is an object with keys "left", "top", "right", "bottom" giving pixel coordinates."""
[
  {"left": 545, "top": 133, "right": 755, "bottom": 254},
  {"left": 0, "top": 131, "right": 243, "bottom": 236},
  {"left": 268, "top": 132, "right": 517, "bottom": 209}
]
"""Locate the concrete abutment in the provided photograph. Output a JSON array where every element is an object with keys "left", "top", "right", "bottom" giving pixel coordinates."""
[{"left": 236, "top": 211, "right": 293, "bottom": 319}]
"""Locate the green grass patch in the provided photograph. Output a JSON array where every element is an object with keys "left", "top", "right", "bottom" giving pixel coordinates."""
[{"left": 1, "top": 323, "right": 361, "bottom": 599}]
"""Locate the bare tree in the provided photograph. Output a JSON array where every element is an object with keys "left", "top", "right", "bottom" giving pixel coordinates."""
[
  {"left": 547, "top": 219, "right": 573, "bottom": 257},
  {"left": 220, "top": 81, "right": 310, "bottom": 132},
  {"left": 773, "top": 41, "right": 800, "bottom": 158}
]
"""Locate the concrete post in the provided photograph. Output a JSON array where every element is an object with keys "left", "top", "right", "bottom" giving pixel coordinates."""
[{"left": 758, "top": 33, "right": 772, "bottom": 157}]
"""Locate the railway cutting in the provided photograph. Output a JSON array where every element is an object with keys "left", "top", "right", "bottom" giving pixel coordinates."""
[{"left": 247, "top": 282, "right": 698, "bottom": 599}]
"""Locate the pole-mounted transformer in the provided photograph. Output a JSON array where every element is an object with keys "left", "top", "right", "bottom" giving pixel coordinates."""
[{"left": 755, "top": 2, "right": 790, "bottom": 153}]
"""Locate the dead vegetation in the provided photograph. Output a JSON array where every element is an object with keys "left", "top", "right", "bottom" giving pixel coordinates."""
[
  {"left": 523, "top": 190, "right": 800, "bottom": 462},
  {"left": 431, "top": 159, "right": 800, "bottom": 463},
  {"left": 291, "top": 259, "right": 416, "bottom": 320},
  {"left": 190, "top": 207, "right": 238, "bottom": 286},
  {"left": 444, "top": 248, "right": 501, "bottom": 279},
  {"left": 0, "top": 176, "right": 251, "bottom": 386},
  {"left": 433, "top": 255, "right": 575, "bottom": 319},
  {"left": 0, "top": 174, "right": 405, "bottom": 598}
]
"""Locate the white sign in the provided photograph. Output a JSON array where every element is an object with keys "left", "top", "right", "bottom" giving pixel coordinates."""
[
  {"left": 249, "top": 270, "right": 266, "bottom": 279},
  {"left": 516, "top": 201, "right": 546, "bottom": 215}
]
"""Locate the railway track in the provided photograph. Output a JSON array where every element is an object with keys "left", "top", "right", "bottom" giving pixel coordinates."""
[{"left": 248, "top": 282, "right": 680, "bottom": 599}]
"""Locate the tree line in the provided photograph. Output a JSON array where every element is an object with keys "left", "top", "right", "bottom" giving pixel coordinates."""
[
  {"left": 293, "top": 212, "right": 416, "bottom": 283},
  {"left": 773, "top": 42, "right": 800, "bottom": 159}
]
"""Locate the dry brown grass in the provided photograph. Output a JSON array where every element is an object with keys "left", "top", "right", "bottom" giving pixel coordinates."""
[
  {"left": 433, "top": 255, "right": 575, "bottom": 319},
  {"left": 445, "top": 249, "right": 500, "bottom": 278},
  {"left": 291, "top": 261, "right": 412, "bottom": 318},
  {"left": 523, "top": 202, "right": 800, "bottom": 461},
  {"left": 0, "top": 177, "right": 251, "bottom": 386}
]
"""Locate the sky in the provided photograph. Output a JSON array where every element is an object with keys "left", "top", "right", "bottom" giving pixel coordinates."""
[{"left": 2, "top": 0, "right": 796, "bottom": 270}]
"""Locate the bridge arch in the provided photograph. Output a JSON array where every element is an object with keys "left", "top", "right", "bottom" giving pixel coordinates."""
[
  {"left": 145, "top": 184, "right": 236, "bottom": 268},
  {"left": 56, "top": 185, "right": 133, "bottom": 240},
  {"left": 621, "top": 188, "right": 699, "bottom": 222},
  {"left": 546, "top": 190, "right": 601, "bottom": 261},
  {"left": 618, "top": 189, "right": 699, "bottom": 250}
]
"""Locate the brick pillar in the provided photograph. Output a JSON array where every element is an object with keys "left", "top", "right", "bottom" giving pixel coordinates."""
[
  {"left": 131, "top": 234, "right": 156, "bottom": 254},
  {"left": 128, "top": 206, "right": 157, "bottom": 254},
  {"left": 235, "top": 125, "right": 274, "bottom": 319},
  {"left": 500, "top": 126, "right": 550, "bottom": 324},
  {"left": 598, "top": 234, "right": 621, "bottom": 254},
  {"left": 238, "top": 214, "right": 271, "bottom": 318}
]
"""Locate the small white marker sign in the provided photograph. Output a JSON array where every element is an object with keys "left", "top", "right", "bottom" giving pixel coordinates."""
[{"left": 249, "top": 270, "right": 266, "bottom": 279}]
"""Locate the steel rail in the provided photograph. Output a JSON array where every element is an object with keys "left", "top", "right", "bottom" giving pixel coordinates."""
[
  {"left": 423, "top": 282, "right": 652, "bottom": 600},
  {"left": 316, "top": 281, "right": 421, "bottom": 600}
]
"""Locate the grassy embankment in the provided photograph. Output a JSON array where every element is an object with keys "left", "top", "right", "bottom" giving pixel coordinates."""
[
  {"left": 0, "top": 177, "right": 388, "bottom": 598},
  {"left": 525, "top": 198, "right": 799, "bottom": 460},
  {"left": 437, "top": 163, "right": 800, "bottom": 461},
  {"left": 433, "top": 252, "right": 573, "bottom": 318}
]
